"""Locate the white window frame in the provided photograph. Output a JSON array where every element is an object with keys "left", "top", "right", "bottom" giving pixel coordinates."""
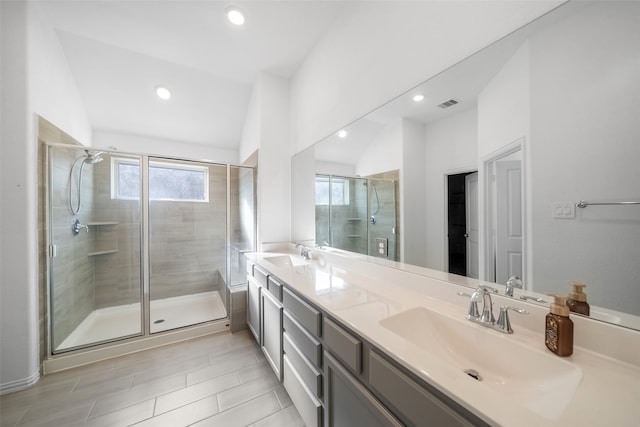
[
  {"left": 315, "top": 175, "right": 350, "bottom": 206},
  {"left": 111, "top": 157, "right": 210, "bottom": 203}
]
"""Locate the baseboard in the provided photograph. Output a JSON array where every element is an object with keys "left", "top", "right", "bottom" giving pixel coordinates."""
[{"left": 0, "top": 370, "right": 40, "bottom": 395}]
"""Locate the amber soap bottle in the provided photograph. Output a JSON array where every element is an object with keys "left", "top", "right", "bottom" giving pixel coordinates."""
[
  {"left": 545, "top": 294, "right": 573, "bottom": 357},
  {"left": 567, "top": 281, "right": 590, "bottom": 316}
]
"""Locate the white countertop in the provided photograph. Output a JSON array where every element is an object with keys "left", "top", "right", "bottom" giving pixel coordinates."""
[{"left": 246, "top": 246, "right": 640, "bottom": 426}]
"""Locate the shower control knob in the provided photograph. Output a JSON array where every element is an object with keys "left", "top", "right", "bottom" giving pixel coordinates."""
[{"left": 72, "top": 218, "right": 89, "bottom": 235}]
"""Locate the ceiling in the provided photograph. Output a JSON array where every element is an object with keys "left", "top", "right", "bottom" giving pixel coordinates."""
[{"left": 37, "top": 1, "right": 347, "bottom": 149}]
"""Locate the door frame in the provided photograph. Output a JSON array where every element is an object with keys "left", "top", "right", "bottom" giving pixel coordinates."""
[
  {"left": 481, "top": 137, "right": 527, "bottom": 286},
  {"left": 443, "top": 167, "right": 478, "bottom": 275}
]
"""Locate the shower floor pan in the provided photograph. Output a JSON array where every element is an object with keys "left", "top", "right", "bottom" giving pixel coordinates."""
[{"left": 56, "top": 291, "right": 227, "bottom": 351}]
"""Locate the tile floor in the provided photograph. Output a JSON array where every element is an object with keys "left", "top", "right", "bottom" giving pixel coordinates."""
[{"left": 0, "top": 330, "right": 304, "bottom": 426}]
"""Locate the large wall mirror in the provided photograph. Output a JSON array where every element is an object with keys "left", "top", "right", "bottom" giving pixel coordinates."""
[{"left": 291, "top": 1, "right": 640, "bottom": 331}]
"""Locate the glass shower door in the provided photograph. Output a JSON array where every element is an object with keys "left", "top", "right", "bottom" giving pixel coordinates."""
[
  {"left": 49, "top": 146, "right": 143, "bottom": 353},
  {"left": 148, "top": 158, "right": 228, "bottom": 333},
  {"left": 228, "top": 166, "right": 256, "bottom": 287}
]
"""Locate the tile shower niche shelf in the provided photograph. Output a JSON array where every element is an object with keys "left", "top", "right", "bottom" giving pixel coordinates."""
[{"left": 87, "top": 221, "right": 119, "bottom": 257}]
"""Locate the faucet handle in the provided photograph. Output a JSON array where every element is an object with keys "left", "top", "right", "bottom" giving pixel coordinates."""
[
  {"left": 496, "top": 305, "right": 529, "bottom": 334},
  {"left": 457, "top": 291, "right": 480, "bottom": 319}
]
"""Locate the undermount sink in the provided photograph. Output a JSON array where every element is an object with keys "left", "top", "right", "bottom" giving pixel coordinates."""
[
  {"left": 380, "top": 307, "right": 583, "bottom": 420},
  {"left": 264, "top": 254, "right": 309, "bottom": 267}
]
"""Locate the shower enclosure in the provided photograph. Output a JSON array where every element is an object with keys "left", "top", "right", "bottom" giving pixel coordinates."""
[
  {"left": 46, "top": 144, "right": 255, "bottom": 353},
  {"left": 315, "top": 174, "right": 398, "bottom": 260}
]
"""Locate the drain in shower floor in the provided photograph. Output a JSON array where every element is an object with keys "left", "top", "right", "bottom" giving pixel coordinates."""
[{"left": 153, "top": 319, "right": 165, "bottom": 324}]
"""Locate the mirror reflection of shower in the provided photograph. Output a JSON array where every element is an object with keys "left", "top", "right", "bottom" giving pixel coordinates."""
[
  {"left": 364, "top": 180, "right": 380, "bottom": 225},
  {"left": 315, "top": 173, "right": 398, "bottom": 260},
  {"left": 68, "top": 149, "right": 104, "bottom": 216}
]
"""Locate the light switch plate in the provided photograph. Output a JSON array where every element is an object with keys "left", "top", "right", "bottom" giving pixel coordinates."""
[{"left": 552, "top": 202, "right": 575, "bottom": 219}]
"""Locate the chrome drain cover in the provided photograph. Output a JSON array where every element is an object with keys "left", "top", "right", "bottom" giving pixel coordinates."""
[{"left": 464, "top": 369, "right": 482, "bottom": 381}]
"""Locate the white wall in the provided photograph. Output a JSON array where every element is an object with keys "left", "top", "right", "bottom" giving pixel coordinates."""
[
  {"left": 252, "top": 73, "right": 292, "bottom": 247},
  {"left": 1, "top": 0, "right": 40, "bottom": 394},
  {"left": 291, "top": 148, "right": 316, "bottom": 243},
  {"left": 528, "top": 1, "right": 640, "bottom": 313},
  {"left": 477, "top": 42, "right": 531, "bottom": 282},
  {"left": 29, "top": 5, "right": 92, "bottom": 145},
  {"left": 93, "top": 131, "right": 238, "bottom": 164},
  {"left": 239, "top": 84, "right": 260, "bottom": 165},
  {"left": 400, "top": 119, "right": 427, "bottom": 267},
  {"left": 423, "top": 108, "right": 478, "bottom": 271},
  {"left": 1, "top": 1, "right": 93, "bottom": 393},
  {"left": 477, "top": 43, "right": 530, "bottom": 160},
  {"left": 355, "top": 120, "right": 401, "bottom": 177},
  {"left": 290, "top": 1, "right": 564, "bottom": 155},
  {"left": 315, "top": 161, "right": 355, "bottom": 177}
]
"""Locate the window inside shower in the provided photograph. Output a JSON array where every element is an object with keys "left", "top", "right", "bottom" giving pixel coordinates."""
[{"left": 46, "top": 145, "right": 255, "bottom": 353}]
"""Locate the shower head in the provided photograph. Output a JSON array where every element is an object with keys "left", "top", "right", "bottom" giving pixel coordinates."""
[{"left": 84, "top": 150, "right": 104, "bottom": 164}]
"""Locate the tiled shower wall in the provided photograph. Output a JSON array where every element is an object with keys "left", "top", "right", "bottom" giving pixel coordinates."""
[
  {"left": 148, "top": 161, "right": 227, "bottom": 303},
  {"left": 91, "top": 155, "right": 142, "bottom": 309},
  {"left": 39, "top": 117, "right": 97, "bottom": 352},
  {"left": 367, "top": 179, "right": 398, "bottom": 261},
  {"left": 331, "top": 180, "right": 369, "bottom": 255}
]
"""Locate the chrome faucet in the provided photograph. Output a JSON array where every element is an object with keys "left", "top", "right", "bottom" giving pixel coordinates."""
[
  {"left": 505, "top": 275, "right": 522, "bottom": 297},
  {"left": 474, "top": 285, "right": 498, "bottom": 323},
  {"left": 295, "top": 243, "right": 312, "bottom": 260},
  {"left": 318, "top": 240, "right": 330, "bottom": 250},
  {"left": 458, "top": 285, "right": 529, "bottom": 334}
]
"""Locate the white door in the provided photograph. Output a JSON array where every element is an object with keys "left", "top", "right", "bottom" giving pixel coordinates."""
[
  {"left": 495, "top": 160, "right": 523, "bottom": 284},
  {"left": 465, "top": 172, "right": 479, "bottom": 279}
]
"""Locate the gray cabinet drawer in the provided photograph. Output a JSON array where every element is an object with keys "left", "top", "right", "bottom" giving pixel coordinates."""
[
  {"left": 323, "top": 317, "right": 362, "bottom": 373},
  {"left": 283, "top": 356, "right": 323, "bottom": 427},
  {"left": 267, "top": 276, "right": 283, "bottom": 301},
  {"left": 283, "top": 287, "right": 322, "bottom": 337},
  {"left": 253, "top": 265, "right": 268, "bottom": 287},
  {"left": 284, "top": 311, "right": 322, "bottom": 369},
  {"left": 369, "top": 351, "right": 474, "bottom": 427},
  {"left": 283, "top": 332, "right": 322, "bottom": 399}
]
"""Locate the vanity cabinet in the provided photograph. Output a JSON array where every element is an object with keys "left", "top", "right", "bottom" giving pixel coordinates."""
[
  {"left": 260, "top": 285, "right": 283, "bottom": 381},
  {"left": 324, "top": 351, "right": 402, "bottom": 427},
  {"left": 247, "top": 259, "right": 488, "bottom": 427},
  {"left": 247, "top": 264, "right": 284, "bottom": 380}
]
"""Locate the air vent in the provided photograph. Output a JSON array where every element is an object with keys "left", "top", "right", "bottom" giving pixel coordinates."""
[{"left": 437, "top": 99, "right": 459, "bottom": 109}]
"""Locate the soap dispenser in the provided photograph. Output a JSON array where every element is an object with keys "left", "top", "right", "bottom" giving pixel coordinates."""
[
  {"left": 545, "top": 294, "right": 573, "bottom": 357},
  {"left": 567, "top": 281, "right": 590, "bottom": 316}
]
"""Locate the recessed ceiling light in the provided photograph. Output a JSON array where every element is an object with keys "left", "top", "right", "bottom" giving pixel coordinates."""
[
  {"left": 413, "top": 94, "right": 425, "bottom": 102},
  {"left": 226, "top": 7, "right": 245, "bottom": 26},
  {"left": 155, "top": 86, "right": 171, "bottom": 100},
  {"left": 337, "top": 130, "right": 348, "bottom": 138}
]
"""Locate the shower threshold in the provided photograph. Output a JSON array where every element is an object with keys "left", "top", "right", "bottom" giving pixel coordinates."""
[{"left": 56, "top": 291, "right": 227, "bottom": 352}]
